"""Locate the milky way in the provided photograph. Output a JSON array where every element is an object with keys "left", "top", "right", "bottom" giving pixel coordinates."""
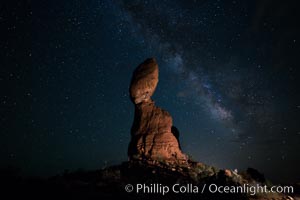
[
  {"left": 114, "top": 0, "right": 300, "bottom": 182},
  {"left": 1, "top": 0, "right": 299, "bottom": 182}
]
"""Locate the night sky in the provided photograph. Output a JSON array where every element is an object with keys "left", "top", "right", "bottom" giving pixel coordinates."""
[{"left": 1, "top": 0, "right": 299, "bottom": 183}]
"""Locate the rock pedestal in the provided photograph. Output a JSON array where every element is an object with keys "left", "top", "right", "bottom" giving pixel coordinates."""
[{"left": 128, "top": 58, "right": 187, "bottom": 163}]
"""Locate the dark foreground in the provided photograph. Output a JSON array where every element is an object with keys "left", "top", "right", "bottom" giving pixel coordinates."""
[{"left": 1, "top": 160, "right": 299, "bottom": 200}]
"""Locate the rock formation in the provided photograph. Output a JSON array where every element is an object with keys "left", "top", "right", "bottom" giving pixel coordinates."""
[{"left": 128, "top": 58, "right": 187, "bottom": 163}]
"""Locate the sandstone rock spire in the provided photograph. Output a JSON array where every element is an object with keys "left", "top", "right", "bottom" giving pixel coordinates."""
[{"left": 128, "top": 58, "right": 187, "bottom": 163}]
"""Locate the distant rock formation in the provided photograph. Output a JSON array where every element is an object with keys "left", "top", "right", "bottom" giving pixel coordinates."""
[{"left": 128, "top": 58, "right": 187, "bottom": 163}]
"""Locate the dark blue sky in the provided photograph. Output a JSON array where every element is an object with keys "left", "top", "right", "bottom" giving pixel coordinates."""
[{"left": 1, "top": 0, "right": 299, "bottom": 182}]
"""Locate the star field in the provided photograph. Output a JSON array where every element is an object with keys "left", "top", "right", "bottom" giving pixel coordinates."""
[{"left": 1, "top": 0, "right": 299, "bottom": 182}]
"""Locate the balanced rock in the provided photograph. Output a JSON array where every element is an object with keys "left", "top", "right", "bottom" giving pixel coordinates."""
[
  {"left": 128, "top": 58, "right": 187, "bottom": 163},
  {"left": 129, "top": 58, "right": 159, "bottom": 104}
]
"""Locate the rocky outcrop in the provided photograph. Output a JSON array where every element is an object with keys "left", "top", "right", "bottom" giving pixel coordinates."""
[
  {"left": 129, "top": 58, "right": 159, "bottom": 104},
  {"left": 128, "top": 58, "right": 187, "bottom": 163}
]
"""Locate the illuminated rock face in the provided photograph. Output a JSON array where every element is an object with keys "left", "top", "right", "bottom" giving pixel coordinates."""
[
  {"left": 129, "top": 58, "right": 159, "bottom": 105},
  {"left": 128, "top": 58, "right": 187, "bottom": 163}
]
